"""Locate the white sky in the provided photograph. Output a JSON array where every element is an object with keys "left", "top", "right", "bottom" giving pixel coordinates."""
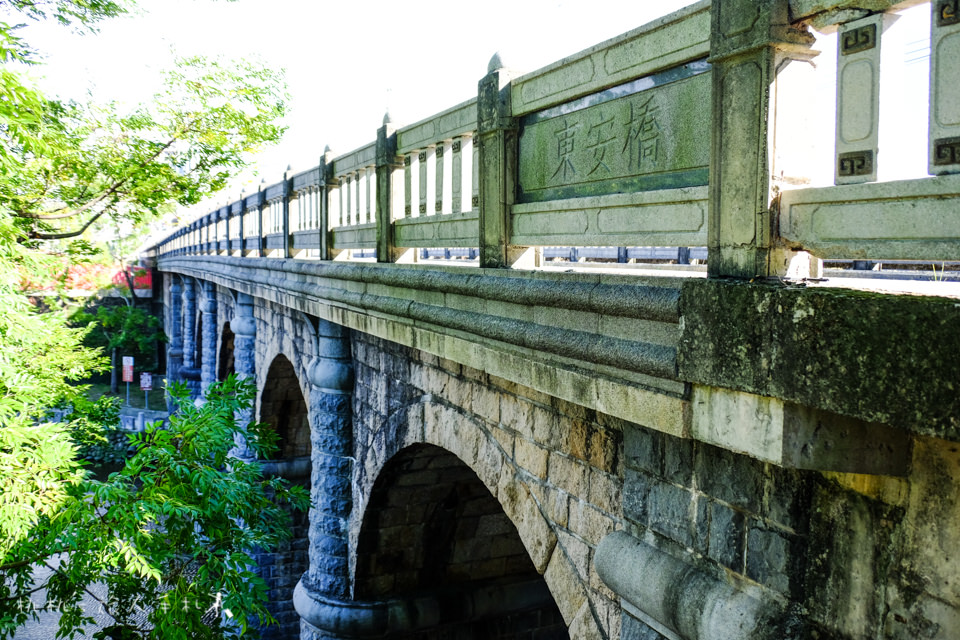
[{"left": 14, "top": 0, "right": 696, "bottom": 208}]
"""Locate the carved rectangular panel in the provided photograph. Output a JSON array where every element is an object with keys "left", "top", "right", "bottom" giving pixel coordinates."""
[
  {"left": 367, "top": 166, "right": 377, "bottom": 224},
  {"left": 403, "top": 154, "right": 414, "bottom": 218},
  {"left": 516, "top": 61, "right": 710, "bottom": 203},
  {"left": 451, "top": 137, "right": 463, "bottom": 214},
  {"left": 931, "top": 2, "right": 960, "bottom": 174},
  {"left": 835, "top": 13, "right": 885, "bottom": 185},
  {"left": 436, "top": 140, "right": 451, "bottom": 214}
]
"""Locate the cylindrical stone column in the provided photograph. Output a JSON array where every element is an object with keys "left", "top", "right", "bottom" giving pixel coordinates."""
[
  {"left": 200, "top": 280, "right": 218, "bottom": 394},
  {"left": 165, "top": 277, "right": 183, "bottom": 412},
  {"left": 297, "top": 319, "right": 354, "bottom": 638},
  {"left": 231, "top": 292, "right": 258, "bottom": 462},
  {"left": 181, "top": 278, "right": 201, "bottom": 398}
]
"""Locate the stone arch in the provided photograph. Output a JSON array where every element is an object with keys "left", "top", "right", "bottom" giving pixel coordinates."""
[
  {"left": 354, "top": 441, "right": 569, "bottom": 639},
  {"left": 353, "top": 396, "right": 603, "bottom": 635},
  {"left": 259, "top": 354, "right": 311, "bottom": 460}
]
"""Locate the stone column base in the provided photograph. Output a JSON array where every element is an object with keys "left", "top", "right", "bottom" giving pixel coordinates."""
[{"left": 293, "top": 576, "right": 555, "bottom": 639}]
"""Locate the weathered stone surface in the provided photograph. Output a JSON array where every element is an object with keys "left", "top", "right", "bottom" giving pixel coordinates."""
[
  {"left": 163, "top": 259, "right": 960, "bottom": 640},
  {"left": 679, "top": 278, "right": 960, "bottom": 441}
]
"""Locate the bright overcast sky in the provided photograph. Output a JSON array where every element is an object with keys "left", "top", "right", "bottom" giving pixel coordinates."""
[{"left": 14, "top": 0, "right": 696, "bottom": 205}]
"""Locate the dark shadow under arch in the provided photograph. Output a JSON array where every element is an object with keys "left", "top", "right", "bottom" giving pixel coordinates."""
[
  {"left": 260, "top": 354, "right": 310, "bottom": 460},
  {"left": 356, "top": 443, "right": 569, "bottom": 639},
  {"left": 256, "top": 354, "right": 311, "bottom": 639},
  {"left": 217, "top": 323, "right": 235, "bottom": 382}
]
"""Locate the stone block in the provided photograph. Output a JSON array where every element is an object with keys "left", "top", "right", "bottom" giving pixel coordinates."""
[
  {"left": 567, "top": 599, "right": 604, "bottom": 639},
  {"left": 589, "top": 424, "right": 621, "bottom": 475},
  {"left": 766, "top": 464, "right": 811, "bottom": 533},
  {"left": 621, "top": 611, "right": 671, "bottom": 640},
  {"left": 568, "top": 500, "right": 617, "bottom": 547},
  {"left": 497, "top": 474, "right": 557, "bottom": 574},
  {"left": 532, "top": 404, "right": 562, "bottom": 451},
  {"left": 564, "top": 418, "right": 590, "bottom": 462},
  {"left": 708, "top": 500, "right": 745, "bottom": 572},
  {"left": 623, "top": 468, "right": 651, "bottom": 526},
  {"left": 588, "top": 469, "right": 622, "bottom": 517},
  {"left": 806, "top": 479, "right": 903, "bottom": 638},
  {"left": 516, "top": 438, "right": 549, "bottom": 479},
  {"left": 500, "top": 393, "right": 535, "bottom": 438},
  {"left": 473, "top": 384, "right": 500, "bottom": 424},
  {"left": 662, "top": 434, "right": 693, "bottom": 486},
  {"left": 695, "top": 442, "right": 765, "bottom": 515},
  {"left": 557, "top": 528, "right": 591, "bottom": 581},
  {"left": 624, "top": 425, "right": 663, "bottom": 476},
  {"left": 549, "top": 453, "right": 589, "bottom": 499},
  {"left": 544, "top": 546, "right": 589, "bottom": 625},
  {"left": 647, "top": 481, "right": 693, "bottom": 548},
  {"left": 746, "top": 522, "right": 797, "bottom": 597}
]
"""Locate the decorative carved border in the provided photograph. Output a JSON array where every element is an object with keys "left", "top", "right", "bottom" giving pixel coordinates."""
[
  {"left": 840, "top": 24, "right": 876, "bottom": 56},
  {"left": 837, "top": 150, "right": 874, "bottom": 177},
  {"left": 934, "top": 137, "right": 960, "bottom": 166}
]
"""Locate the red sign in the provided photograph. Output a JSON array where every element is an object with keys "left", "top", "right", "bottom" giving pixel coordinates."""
[
  {"left": 140, "top": 372, "right": 153, "bottom": 391},
  {"left": 122, "top": 356, "right": 134, "bottom": 383}
]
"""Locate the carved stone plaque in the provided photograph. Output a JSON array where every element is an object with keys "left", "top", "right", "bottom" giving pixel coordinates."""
[{"left": 517, "top": 61, "right": 710, "bottom": 203}]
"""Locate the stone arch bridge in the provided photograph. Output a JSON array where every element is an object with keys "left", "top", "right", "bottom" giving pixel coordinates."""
[{"left": 149, "top": 1, "right": 960, "bottom": 638}]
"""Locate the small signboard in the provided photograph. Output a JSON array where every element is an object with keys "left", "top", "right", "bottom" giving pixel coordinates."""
[
  {"left": 140, "top": 372, "right": 153, "bottom": 391},
  {"left": 122, "top": 356, "right": 134, "bottom": 383}
]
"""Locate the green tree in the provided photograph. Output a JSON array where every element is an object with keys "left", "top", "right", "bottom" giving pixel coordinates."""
[
  {"left": 72, "top": 298, "right": 167, "bottom": 393},
  {"left": 0, "top": 377, "right": 310, "bottom": 639},
  {"left": 0, "top": 1, "right": 299, "bottom": 637}
]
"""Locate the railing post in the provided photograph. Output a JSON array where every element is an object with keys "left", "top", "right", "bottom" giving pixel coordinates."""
[
  {"left": 707, "top": 0, "right": 815, "bottom": 278},
  {"left": 257, "top": 180, "right": 266, "bottom": 257},
  {"left": 224, "top": 204, "right": 231, "bottom": 253},
  {"left": 376, "top": 113, "right": 404, "bottom": 263},
  {"left": 320, "top": 146, "right": 335, "bottom": 261},
  {"left": 477, "top": 53, "right": 524, "bottom": 268},
  {"left": 283, "top": 166, "right": 293, "bottom": 259}
]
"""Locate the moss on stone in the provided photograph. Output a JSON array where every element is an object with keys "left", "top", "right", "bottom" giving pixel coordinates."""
[{"left": 678, "top": 279, "right": 960, "bottom": 441}]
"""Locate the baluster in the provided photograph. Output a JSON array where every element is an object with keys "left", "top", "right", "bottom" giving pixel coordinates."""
[
  {"left": 404, "top": 154, "right": 414, "bottom": 218},
  {"left": 835, "top": 13, "right": 890, "bottom": 184},
  {"left": 427, "top": 146, "right": 439, "bottom": 216},
  {"left": 346, "top": 175, "right": 354, "bottom": 226},
  {"left": 452, "top": 137, "right": 463, "bottom": 214},
  {"left": 367, "top": 166, "right": 376, "bottom": 224},
  {"left": 930, "top": 0, "right": 960, "bottom": 174},
  {"left": 471, "top": 136, "right": 480, "bottom": 212},
  {"left": 418, "top": 149, "right": 429, "bottom": 217},
  {"left": 437, "top": 141, "right": 452, "bottom": 214}
]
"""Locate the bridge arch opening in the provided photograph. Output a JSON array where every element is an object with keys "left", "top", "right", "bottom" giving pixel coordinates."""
[
  {"left": 217, "top": 322, "right": 234, "bottom": 381},
  {"left": 259, "top": 354, "right": 310, "bottom": 460},
  {"left": 355, "top": 443, "right": 569, "bottom": 639},
  {"left": 256, "top": 354, "right": 311, "bottom": 639}
]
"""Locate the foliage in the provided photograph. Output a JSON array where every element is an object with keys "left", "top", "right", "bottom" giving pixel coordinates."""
[
  {"left": 65, "top": 393, "right": 126, "bottom": 465},
  {"left": 0, "top": 272, "right": 107, "bottom": 548},
  {"left": 72, "top": 301, "right": 166, "bottom": 372},
  {"left": 0, "top": 1, "right": 292, "bottom": 638},
  {"left": 0, "top": 376, "right": 310, "bottom": 639}
]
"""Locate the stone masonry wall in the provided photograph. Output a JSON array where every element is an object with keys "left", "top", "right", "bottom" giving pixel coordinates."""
[
  {"left": 620, "top": 421, "right": 960, "bottom": 639},
  {"left": 350, "top": 330, "right": 960, "bottom": 640},
  {"left": 351, "top": 333, "right": 625, "bottom": 638}
]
